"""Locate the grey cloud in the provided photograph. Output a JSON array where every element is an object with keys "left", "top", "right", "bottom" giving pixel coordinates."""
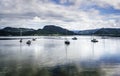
[{"left": 0, "top": 0, "right": 120, "bottom": 30}]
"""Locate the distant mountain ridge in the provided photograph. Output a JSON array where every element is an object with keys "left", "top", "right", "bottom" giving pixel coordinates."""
[
  {"left": 3, "top": 27, "right": 35, "bottom": 32},
  {"left": 78, "top": 28, "right": 120, "bottom": 37},
  {"left": 0, "top": 25, "right": 120, "bottom": 37},
  {"left": 0, "top": 25, "right": 75, "bottom": 36}
]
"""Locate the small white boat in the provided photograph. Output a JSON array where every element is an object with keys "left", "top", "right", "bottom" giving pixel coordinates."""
[
  {"left": 65, "top": 40, "right": 70, "bottom": 45},
  {"left": 26, "top": 40, "right": 31, "bottom": 45},
  {"left": 72, "top": 37, "right": 77, "bottom": 40},
  {"left": 32, "top": 38, "right": 36, "bottom": 41},
  {"left": 91, "top": 39, "right": 98, "bottom": 43}
]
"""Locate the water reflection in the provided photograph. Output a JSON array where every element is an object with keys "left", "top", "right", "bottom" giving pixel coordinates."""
[
  {"left": 0, "top": 37, "right": 117, "bottom": 64},
  {"left": 65, "top": 43, "right": 69, "bottom": 65},
  {"left": 0, "top": 36, "right": 120, "bottom": 76}
]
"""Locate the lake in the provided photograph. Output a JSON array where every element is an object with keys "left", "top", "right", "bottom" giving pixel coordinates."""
[{"left": 0, "top": 36, "right": 120, "bottom": 76}]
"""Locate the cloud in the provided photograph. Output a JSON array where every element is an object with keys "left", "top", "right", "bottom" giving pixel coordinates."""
[
  {"left": 93, "top": 0, "right": 120, "bottom": 10},
  {"left": 0, "top": 0, "right": 120, "bottom": 30}
]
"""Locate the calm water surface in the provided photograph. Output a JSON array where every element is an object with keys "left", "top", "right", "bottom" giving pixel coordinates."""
[{"left": 0, "top": 36, "right": 120, "bottom": 76}]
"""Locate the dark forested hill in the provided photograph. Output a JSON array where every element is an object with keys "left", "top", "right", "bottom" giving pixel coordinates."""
[
  {"left": 78, "top": 28, "right": 120, "bottom": 37},
  {"left": 0, "top": 25, "right": 75, "bottom": 36},
  {"left": 0, "top": 26, "right": 120, "bottom": 36}
]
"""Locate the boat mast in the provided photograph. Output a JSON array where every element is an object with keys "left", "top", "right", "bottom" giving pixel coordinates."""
[
  {"left": 20, "top": 28, "right": 22, "bottom": 43},
  {"left": 65, "top": 28, "right": 70, "bottom": 45},
  {"left": 20, "top": 29, "right": 22, "bottom": 36}
]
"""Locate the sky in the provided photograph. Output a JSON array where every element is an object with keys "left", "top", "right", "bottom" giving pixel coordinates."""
[{"left": 0, "top": 0, "right": 120, "bottom": 30}]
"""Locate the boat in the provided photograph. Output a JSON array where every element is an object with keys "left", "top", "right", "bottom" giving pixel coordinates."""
[
  {"left": 65, "top": 40, "right": 70, "bottom": 45},
  {"left": 72, "top": 37, "right": 77, "bottom": 40},
  {"left": 32, "top": 38, "right": 36, "bottom": 41},
  {"left": 19, "top": 38, "right": 23, "bottom": 43},
  {"left": 26, "top": 40, "right": 31, "bottom": 45},
  {"left": 91, "top": 38, "right": 98, "bottom": 43}
]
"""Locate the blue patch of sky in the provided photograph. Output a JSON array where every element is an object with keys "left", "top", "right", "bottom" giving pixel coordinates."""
[
  {"left": 95, "top": 6, "right": 120, "bottom": 15},
  {"left": 89, "top": 6, "right": 120, "bottom": 21},
  {"left": 51, "top": 0, "right": 120, "bottom": 16},
  {"left": 81, "top": 5, "right": 120, "bottom": 15},
  {"left": 51, "top": 0, "right": 59, "bottom": 4},
  {"left": 51, "top": 0, "right": 74, "bottom": 6}
]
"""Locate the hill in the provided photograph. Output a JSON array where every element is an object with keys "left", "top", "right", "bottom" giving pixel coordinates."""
[
  {"left": 0, "top": 25, "right": 120, "bottom": 37},
  {"left": 78, "top": 28, "right": 120, "bottom": 37},
  {"left": 0, "top": 25, "right": 75, "bottom": 36}
]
